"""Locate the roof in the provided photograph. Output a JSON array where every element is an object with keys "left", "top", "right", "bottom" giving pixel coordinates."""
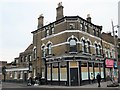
[
  {"left": 31, "top": 16, "right": 102, "bottom": 34},
  {"left": 24, "top": 44, "right": 33, "bottom": 52}
]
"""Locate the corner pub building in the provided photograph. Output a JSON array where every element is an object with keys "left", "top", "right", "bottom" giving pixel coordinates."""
[
  {"left": 31, "top": 3, "right": 116, "bottom": 86},
  {"left": 5, "top": 2, "right": 117, "bottom": 86}
]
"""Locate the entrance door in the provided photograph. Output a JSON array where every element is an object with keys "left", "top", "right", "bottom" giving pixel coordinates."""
[
  {"left": 70, "top": 68, "right": 78, "bottom": 86},
  {"left": 23, "top": 73, "right": 27, "bottom": 82}
]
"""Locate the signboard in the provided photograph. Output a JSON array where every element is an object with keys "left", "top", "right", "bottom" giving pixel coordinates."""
[{"left": 105, "top": 59, "right": 114, "bottom": 68}]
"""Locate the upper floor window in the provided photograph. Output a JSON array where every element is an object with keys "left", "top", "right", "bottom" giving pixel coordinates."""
[
  {"left": 82, "top": 40, "right": 91, "bottom": 54},
  {"left": 111, "top": 49, "right": 115, "bottom": 58},
  {"left": 69, "top": 23, "right": 75, "bottom": 30},
  {"left": 93, "top": 29, "right": 96, "bottom": 36},
  {"left": 24, "top": 56, "right": 27, "bottom": 62},
  {"left": 33, "top": 47, "right": 36, "bottom": 59},
  {"left": 28, "top": 55, "right": 32, "bottom": 62},
  {"left": 86, "top": 41, "right": 91, "bottom": 53},
  {"left": 41, "top": 46, "right": 46, "bottom": 57},
  {"left": 51, "top": 27, "right": 55, "bottom": 34},
  {"left": 45, "top": 27, "right": 49, "bottom": 37},
  {"left": 82, "top": 40, "right": 87, "bottom": 53},
  {"left": 97, "top": 45, "right": 100, "bottom": 55},
  {"left": 20, "top": 56, "right": 23, "bottom": 62},
  {"left": 80, "top": 23, "right": 84, "bottom": 31},
  {"left": 47, "top": 44, "right": 52, "bottom": 55},
  {"left": 69, "top": 39, "right": 77, "bottom": 52},
  {"left": 46, "top": 29, "right": 49, "bottom": 36},
  {"left": 95, "top": 44, "right": 98, "bottom": 55},
  {"left": 94, "top": 44, "right": 101, "bottom": 55},
  {"left": 85, "top": 25, "right": 88, "bottom": 32}
]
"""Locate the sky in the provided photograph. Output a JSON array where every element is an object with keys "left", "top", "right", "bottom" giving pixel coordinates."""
[{"left": 0, "top": 0, "right": 120, "bottom": 63}]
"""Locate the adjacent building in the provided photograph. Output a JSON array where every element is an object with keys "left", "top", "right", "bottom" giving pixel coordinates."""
[
  {"left": 4, "top": 3, "right": 119, "bottom": 86},
  {"left": 118, "top": 1, "right": 120, "bottom": 38}
]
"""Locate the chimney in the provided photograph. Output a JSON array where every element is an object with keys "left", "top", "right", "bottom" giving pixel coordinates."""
[
  {"left": 38, "top": 14, "right": 44, "bottom": 29},
  {"left": 56, "top": 2, "right": 64, "bottom": 20},
  {"left": 86, "top": 14, "right": 91, "bottom": 23}
]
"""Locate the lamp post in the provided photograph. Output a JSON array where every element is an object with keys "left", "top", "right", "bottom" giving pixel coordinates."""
[
  {"left": 2, "top": 66, "right": 6, "bottom": 82},
  {"left": 111, "top": 21, "right": 120, "bottom": 83}
]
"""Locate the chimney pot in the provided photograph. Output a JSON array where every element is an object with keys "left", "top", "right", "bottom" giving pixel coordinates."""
[
  {"left": 56, "top": 2, "right": 64, "bottom": 20},
  {"left": 38, "top": 14, "right": 44, "bottom": 29},
  {"left": 86, "top": 14, "right": 91, "bottom": 23}
]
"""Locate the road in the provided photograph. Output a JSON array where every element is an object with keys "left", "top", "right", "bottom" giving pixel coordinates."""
[{"left": 1, "top": 82, "right": 120, "bottom": 90}]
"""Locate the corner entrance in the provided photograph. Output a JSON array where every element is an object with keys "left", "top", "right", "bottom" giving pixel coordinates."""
[{"left": 70, "top": 68, "right": 78, "bottom": 86}]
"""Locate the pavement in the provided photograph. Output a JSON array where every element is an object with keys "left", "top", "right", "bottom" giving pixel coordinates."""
[
  {"left": 34, "top": 82, "right": 120, "bottom": 88},
  {"left": 1, "top": 81, "right": 120, "bottom": 89}
]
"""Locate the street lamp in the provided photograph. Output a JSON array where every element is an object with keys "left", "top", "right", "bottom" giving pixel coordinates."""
[
  {"left": 2, "top": 66, "right": 6, "bottom": 82},
  {"left": 111, "top": 20, "right": 120, "bottom": 83}
]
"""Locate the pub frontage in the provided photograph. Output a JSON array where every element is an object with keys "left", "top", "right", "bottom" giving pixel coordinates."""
[{"left": 43, "top": 55, "right": 105, "bottom": 86}]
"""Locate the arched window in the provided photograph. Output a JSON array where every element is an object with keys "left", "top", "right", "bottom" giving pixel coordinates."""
[
  {"left": 33, "top": 47, "right": 36, "bottom": 59},
  {"left": 47, "top": 44, "right": 52, "bottom": 55},
  {"left": 80, "top": 23, "right": 84, "bottom": 31},
  {"left": 69, "top": 39, "right": 77, "bottom": 52},
  {"left": 98, "top": 45, "right": 101, "bottom": 55},
  {"left": 82, "top": 40, "right": 86, "bottom": 53},
  {"left": 86, "top": 41, "right": 91, "bottom": 53},
  {"left": 41, "top": 46, "right": 46, "bottom": 57},
  {"left": 94, "top": 44, "right": 98, "bottom": 55}
]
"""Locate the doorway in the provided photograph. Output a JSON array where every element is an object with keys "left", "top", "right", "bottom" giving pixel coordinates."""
[{"left": 70, "top": 68, "right": 78, "bottom": 86}]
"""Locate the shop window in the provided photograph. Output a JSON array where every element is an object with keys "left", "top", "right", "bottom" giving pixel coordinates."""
[
  {"left": 14, "top": 72, "right": 17, "bottom": 79},
  {"left": 100, "top": 63, "right": 104, "bottom": 78},
  {"left": 94, "top": 63, "right": 99, "bottom": 79},
  {"left": 81, "top": 62, "right": 88, "bottom": 80},
  {"left": 89, "top": 62, "right": 94, "bottom": 78},
  {"left": 10, "top": 72, "right": 13, "bottom": 78},
  {"left": 60, "top": 62, "right": 67, "bottom": 81},
  {"left": 42, "top": 68, "right": 45, "bottom": 79},
  {"left": 47, "top": 64, "right": 51, "bottom": 80},
  {"left": 52, "top": 63, "right": 58, "bottom": 80}
]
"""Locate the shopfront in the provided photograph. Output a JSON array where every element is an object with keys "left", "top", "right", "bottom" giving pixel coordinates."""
[
  {"left": 45, "top": 56, "right": 105, "bottom": 86},
  {"left": 105, "top": 59, "right": 114, "bottom": 78}
]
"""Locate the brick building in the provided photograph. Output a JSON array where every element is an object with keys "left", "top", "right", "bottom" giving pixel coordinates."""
[
  {"left": 31, "top": 3, "right": 116, "bottom": 86},
  {"left": 5, "top": 3, "right": 118, "bottom": 86}
]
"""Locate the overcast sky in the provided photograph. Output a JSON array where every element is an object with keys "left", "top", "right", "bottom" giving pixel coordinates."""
[{"left": 0, "top": 0, "right": 119, "bottom": 63}]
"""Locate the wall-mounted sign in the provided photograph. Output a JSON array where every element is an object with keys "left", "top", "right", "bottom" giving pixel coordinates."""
[{"left": 105, "top": 59, "right": 114, "bottom": 68}]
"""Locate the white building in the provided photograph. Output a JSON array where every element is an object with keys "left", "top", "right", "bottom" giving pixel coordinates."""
[{"left": 118, "top": 1, "right": 120, "bottom": 38}]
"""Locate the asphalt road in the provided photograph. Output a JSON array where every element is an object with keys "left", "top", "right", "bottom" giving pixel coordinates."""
[{"left": 1, "top": 82, "right": 120, "bottom": 90}]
